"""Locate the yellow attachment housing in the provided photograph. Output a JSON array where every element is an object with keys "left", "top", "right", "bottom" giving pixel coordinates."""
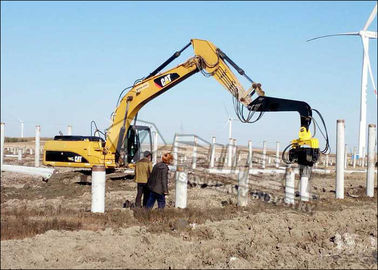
[{"left": 291, "top": 127, "right": 319, "bottom": 149}]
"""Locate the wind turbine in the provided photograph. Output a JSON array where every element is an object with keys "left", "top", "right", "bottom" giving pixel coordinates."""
[
  {"left": 307, "top": 4, "right": 377, "bottom": 158},
  {"left": 17, "top": 118, "right": 24, "bottom": 138},
  {"left": 223, "top": 104, "right": 238, "bottom": 140}
]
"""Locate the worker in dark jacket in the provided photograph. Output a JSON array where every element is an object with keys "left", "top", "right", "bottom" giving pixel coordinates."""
[
  {"left": 146, "top": 153, "right": 173, "bottom": 209},
  {"left": 134, "top": 151, "right": 152, "bottom": 207}
]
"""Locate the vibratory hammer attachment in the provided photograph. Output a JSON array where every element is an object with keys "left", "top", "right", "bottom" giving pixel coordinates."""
[
  {"left": 247, "top": 95, "right": 322, "bottom": 167},
  {"left": 289, "top": 126, "right": 320, "bottom": 166}
]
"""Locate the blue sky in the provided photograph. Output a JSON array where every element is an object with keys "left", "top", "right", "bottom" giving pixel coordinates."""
[{"left": 1, "top": 1, "right": 377, "bottom": 152}]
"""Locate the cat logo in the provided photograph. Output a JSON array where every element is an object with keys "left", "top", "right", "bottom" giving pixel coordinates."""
[
  {"left": 160, "top": 74, "right": 171, "bottom": 87},
  {"left": 154, "top": 73, "right": 180, "bottom": 89}
]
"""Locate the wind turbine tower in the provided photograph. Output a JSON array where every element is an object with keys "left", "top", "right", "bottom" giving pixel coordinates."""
[
  {"left": 307, "top": 4, "right": 377, "bottom": 158},
  {"left": 228, "top": 117, "right": 232, "bottom": 140},
  {"left": 20, "top": 120, "right": 24, "bottom": 138},
  {"left": 223, "top": 104, "right": 238, "bottom": 141}
]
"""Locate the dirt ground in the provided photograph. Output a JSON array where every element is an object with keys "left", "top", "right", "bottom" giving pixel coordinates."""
[{"left": 1, "top": 146, "right": 377, "bottom": 269}]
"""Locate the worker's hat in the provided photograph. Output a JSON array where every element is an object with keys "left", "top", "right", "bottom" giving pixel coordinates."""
[{"left": 143, "top": 151, "right": 152, "bottom": 158}]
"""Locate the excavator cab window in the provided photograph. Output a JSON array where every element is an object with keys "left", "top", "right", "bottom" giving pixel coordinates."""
[{"left": 124, "top": 125, "right": 152, "bottom": 164}]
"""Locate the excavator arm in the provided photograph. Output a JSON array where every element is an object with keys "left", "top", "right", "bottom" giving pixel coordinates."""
[{"left": 105, "top": 39, "right": 264, "bottom": 164}]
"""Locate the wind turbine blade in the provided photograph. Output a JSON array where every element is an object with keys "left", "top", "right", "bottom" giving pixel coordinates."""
[
  {"left": 363, "top": 4, "right": 377, "bottom": 31},
  {"left": 363, "top": 31, "right": 377, "bottom": 39},
  {"left": 306, "top": 32, "right": 359, "bottom": 42},
  {"left": 361, "top": 38, "right": 377, "bottom": 96}
]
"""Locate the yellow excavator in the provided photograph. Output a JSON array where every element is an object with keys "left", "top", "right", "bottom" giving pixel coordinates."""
[{"left": 43, "top": 39, "right": 326, "bottom": 170}]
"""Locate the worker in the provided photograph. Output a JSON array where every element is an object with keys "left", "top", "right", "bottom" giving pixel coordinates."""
[
  {"left": 146, "top": 153, "right": 173, "bottom": 209},
  {"left": 134, "top": 150, "right": 152, "bottom": 207}
]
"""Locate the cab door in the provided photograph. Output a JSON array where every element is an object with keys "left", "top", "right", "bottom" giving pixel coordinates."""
[{"left": 124, "top": 125, "right": 152, "bottom": 164}]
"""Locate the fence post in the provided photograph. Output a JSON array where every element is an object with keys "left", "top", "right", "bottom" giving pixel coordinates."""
[
  {"left": 18, "top": 149, "right": 22, "bottom": 161},
  {"left": 336, "top": 120, "right": 345, "bottom": 199},
  {"left": 173, "top": 135, "right": 178, "bottom": 167},
  {"left": 175, "top": 165, "right": 188, "bottom": 208},
  {"left": 360, "top": 147, "right": 365, "bottom": 167},
  {"left": 299, "top": 165, "right": 312, "bottom": 201},
  {"left": 91, "top": 165, "right": 106, "bottom": 213},
  {"left": 262, "top": 140, "right": 267, "bottom": 169},
  {"left": 35, "top": 125, "right": 40, "bottom": 167},
  {"left": 192, "top": 136, "right": 197, "bottom": 169},
  {"left": 209, "top": 136, "right": 216, "bottom": 168},
  {"left": 232, "top": 139, "right": 237, "bottom": 167},
  {"left": 285, "top": 166, "right": 295, "bottom": 204},
  {"left": 237, "top": 167, "right": 249, "bottom": 207},
  {"left": 366, "top": 124, "right": 376, "bottom": 197},
  {"left": 227, "top": 138, "right": 233, "bottom": 168},
  {"left": 353, "top": 146, "right": 357, "bottom": 168},
  {"left": 248, "top": 140, "right": 253, "bottom": 170}
]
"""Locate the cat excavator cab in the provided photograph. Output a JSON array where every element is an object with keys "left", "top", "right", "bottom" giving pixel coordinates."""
[
  {"left": 123, "top": 125, "right": 152, "bottom": 164},
  {"left": 43, "top": 39, "right": 326, "bottom": 169},
  {"left": 44, "top": 124, "right": 152, "bottom": 168}
]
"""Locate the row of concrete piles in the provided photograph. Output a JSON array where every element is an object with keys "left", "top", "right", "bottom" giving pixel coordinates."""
[
  {"left": 87, "top": 120, "right": 377, "bottom": 213},
  {"left": 1, "top": 123, "right": 54, "bottom": 178},
  {"left": 335, "top": 120, "right": 376, "bottom": 199},
  {"left": 170, "top": 120, "right": 376, "bottom": 209},
  {"left": 1, "top": 123, "right": 41, "bottom": 167},
  {"left": 318, "top": 146, "right": 369, "bottom": 169},
  {"left": 4, "top": 147, "right": 43, "bottom": 161},
  {"left": 169, "top": 135, "right": 303, "bottom": 208},
  {"left": 172, "top": 135, "right": 284, "bottom": 172},
  {"left": 172, "top": 136, "right": 371, "bottom": 172},
  {"left": 3, "top": 120, "right": 370, "bottom": 212}
]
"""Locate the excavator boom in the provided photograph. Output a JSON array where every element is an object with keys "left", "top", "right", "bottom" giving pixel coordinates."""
[{"left": 105, "top": 39, "right": 259, "bottom": 165}]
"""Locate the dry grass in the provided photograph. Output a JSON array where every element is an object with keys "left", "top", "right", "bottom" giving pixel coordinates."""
[
  {"left": 4, "top": 137, "right": 52, "bottom": 142},
  {"left": 4, "top": 137, "right": 29, "bottom": 142},
  {"left": 1, "top": 206, "right": 137, "bottom": 240},
  {"left": 133, "top": 205, "right": 241, "bottom": 233},
  {"left": 1, "top": 207, "right": 81, "bottom": 240},
  {"left": 1, "top": 202, "right": 248, "bottom": 241},
  {"left": 4, "top": 168, "right": 370, "bottom": 242}
]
